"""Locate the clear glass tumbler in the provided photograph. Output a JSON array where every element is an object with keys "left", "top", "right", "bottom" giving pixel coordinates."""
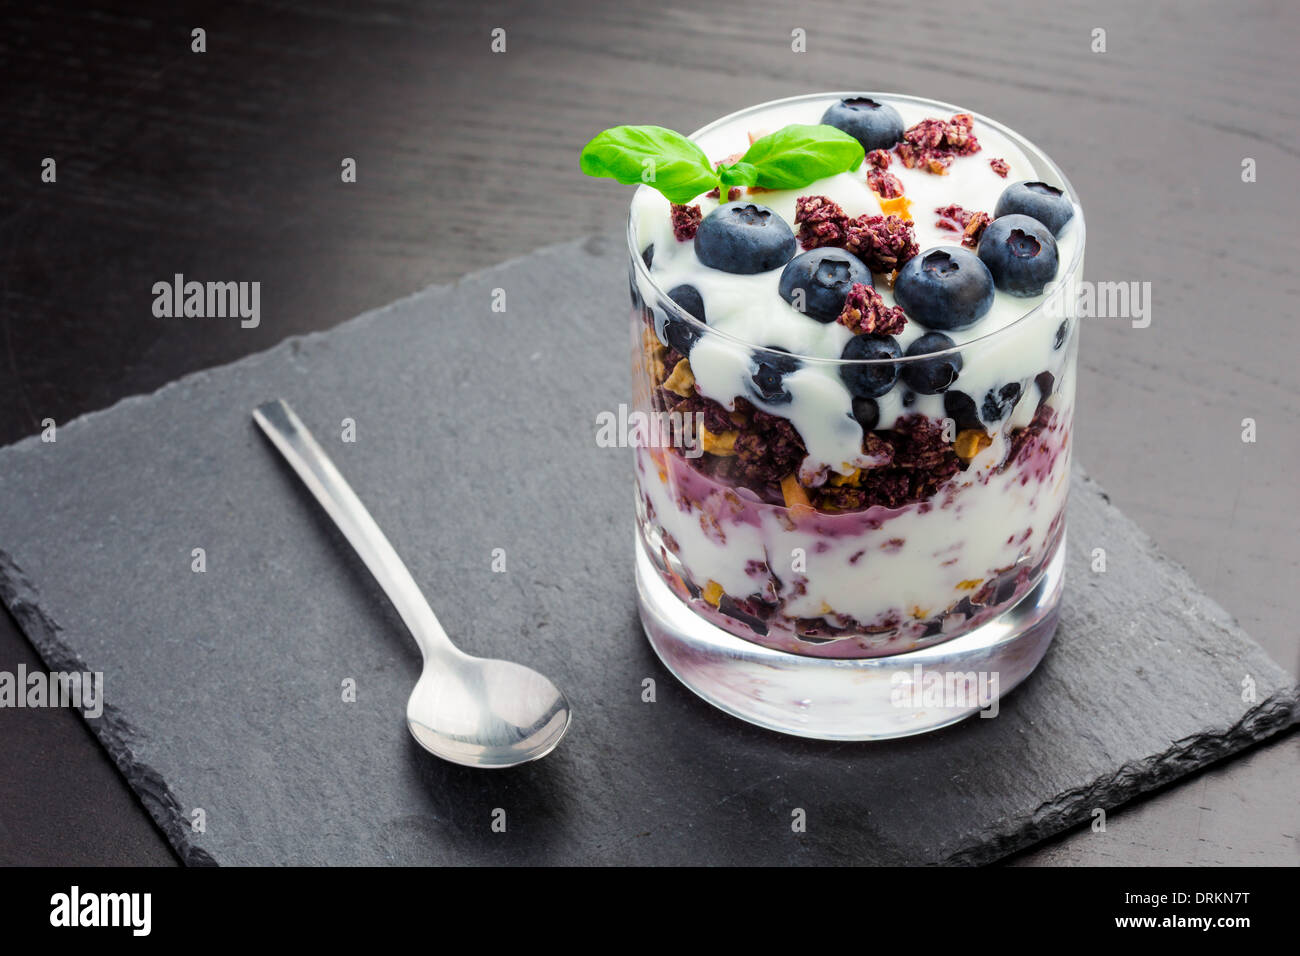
[{"left": 629, "top": 93, "right": 1084, "bottom": 739}]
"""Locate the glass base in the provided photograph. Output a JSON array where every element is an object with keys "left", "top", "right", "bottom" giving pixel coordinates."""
[{"left": 636, "top": 531, "right": 1065, "bottom": 740}]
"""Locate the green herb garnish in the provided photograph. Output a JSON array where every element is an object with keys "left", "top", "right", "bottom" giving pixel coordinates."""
[{"left": 580, "top": 122, "right": 865, "bottom": 204}]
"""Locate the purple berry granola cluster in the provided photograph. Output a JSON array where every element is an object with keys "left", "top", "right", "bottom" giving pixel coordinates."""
[
  {"left": 864, "top": 148, "right": 905, "bottom": 197},
  {"left": 793, "top": 196, "right": 920, "bottom": 274},
  {"left": 670, "top": 203, "right": 703, "bottom": 241},
  {"left": 934, "top": 204, "right": 992, "bottom": 249},
  {"left": 894, "top": 112, "right": 981, "bottom": 173},
  {"left": 837, "top": 283, "right": 907, "bottom": 335}
]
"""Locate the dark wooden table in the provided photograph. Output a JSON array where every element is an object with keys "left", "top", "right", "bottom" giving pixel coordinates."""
[{"left": 1, "top": 0, "right": 1296, "bottom": 865}]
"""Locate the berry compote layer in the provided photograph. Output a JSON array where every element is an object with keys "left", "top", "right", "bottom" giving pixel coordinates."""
[{"left": 629, "top": 93, "right": 1082, "bottom": 658}]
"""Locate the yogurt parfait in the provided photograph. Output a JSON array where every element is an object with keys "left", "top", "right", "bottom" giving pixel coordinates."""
[{"left": 583, "top": 93, "right": 1084, "bottom": 738}]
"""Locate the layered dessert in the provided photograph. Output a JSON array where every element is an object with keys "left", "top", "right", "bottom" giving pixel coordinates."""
[{"left": 601, "top": 93, "right": 1081, "bottom": 660}]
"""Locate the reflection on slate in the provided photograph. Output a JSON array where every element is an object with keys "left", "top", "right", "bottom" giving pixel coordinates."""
[{"left": 0, "top": 236, "right": 1295, "bottom": 865}]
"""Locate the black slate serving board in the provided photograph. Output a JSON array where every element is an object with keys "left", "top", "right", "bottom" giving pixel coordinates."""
[{"left": 0, "top": 235, "right": 1295, "bottom": 866}]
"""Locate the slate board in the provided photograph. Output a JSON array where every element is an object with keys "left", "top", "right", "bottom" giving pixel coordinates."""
[{"left": 0, "top": 235, "right": 1295, "bottom": 866}]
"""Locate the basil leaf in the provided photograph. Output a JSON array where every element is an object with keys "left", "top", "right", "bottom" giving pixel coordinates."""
[
  {"left": 717, "top": 162, "right": 759, "bottom": 188},
  {"left": 738, "top": 124, "right": 865, "bottom": 191},
  {"left": 579, "top": 125, "right": 719, "bottom": 204}
]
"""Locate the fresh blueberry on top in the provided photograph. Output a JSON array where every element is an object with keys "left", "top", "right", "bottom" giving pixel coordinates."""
[
  {"left": 655, "top": 284, "right": 706, "bottom": 354},
  {"left": 901, "top": 332, "right": 962, "bottom": 394},
  {"left": 943, "top": 390, "right": 981, "bottom": 430},
  {"left": 981, "top": 382, "right": 1023, "bottom": 421},
  {"left": 893, "top": 247, "right": 994, "bottom": 331},
  {"left": 820, "top": 96, "right": 905, "bottom": 151},
  {"left": 851, "top": 396, "right": 880, "bottom": 430},
  {"left": 694, "top": 201, "right": 797, "bottom": 275},
  {"left": 976, "top": 214, "right": 1059, "bottom": 296},
  {"left": 993, "top": 181, "right": 1074, "bottom": 236},
  {"left": 839, "top": 333, "right": 901, "bottom": 398},
  {"left": 778, "top": 248, "right": 872, "bottom": 323},
  {"left": 750, "top": 347, "right": 800, "bottom": 405}
]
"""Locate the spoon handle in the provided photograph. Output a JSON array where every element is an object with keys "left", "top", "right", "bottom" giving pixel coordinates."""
[{"left": 252, "top": 399, "right": 461, "bottom": 665}]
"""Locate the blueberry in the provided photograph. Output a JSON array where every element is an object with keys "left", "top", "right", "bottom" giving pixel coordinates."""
[
  {"left": 668, "top": 284, "right": 705, "bottom": 322},
  {"left": 893, "top": 247, "right": 994, "bottom": 331},
  {"left": 751, "top": 346, "right": 800, "bottom": 404},
  {"left": 1054, "top": 320, "right": 1068, "bottom": 350},
  {"left": 1034, "top": 371, "right": 1055, "bottom": 407},
  {"left": 694, "top": 201, "right": 797, "bottom": 274},
  {"left": 901, "top": 332, "right": 962, "bottom": 394},
  {"left": 901, "top": 390, "right": 916, "bottom": 408},
  {"left": 641, "top": 243, "right": 654, "bottom": 269},
  {"left": 778, "top": 248, "right": 872, "bottom": 323},
  {"left": 994, "top": 181, "right": 1074, "bottom": 236},
  {"left": 820, "top": 96, "right": 904, "bottom": 151},
  {"left": 851, "top": 396, "right": 880, "bottom": 430},
  {"left": 655, "top": 284, "right": 706, "bottom": 354},
  {"left": 943, "top": 390, "right": 981, "bottom": 430},
  {"left": 981, "top": 382, "right": 1023, "bottom": 421},
  {"left": 977, "top": 215, "right": 1059, "bottom": 297},
  {"left": 839, "top": 333, "right": 901, "bottom": 398}
]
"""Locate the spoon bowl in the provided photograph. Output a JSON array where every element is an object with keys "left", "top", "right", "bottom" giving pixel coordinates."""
[{"left": 407, "top": 657, "right": 572, "bottom": 767}]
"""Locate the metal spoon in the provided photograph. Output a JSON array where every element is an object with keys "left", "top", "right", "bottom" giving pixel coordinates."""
[{"left": 253, "top": 399, "right": 571, "bottom": 768}]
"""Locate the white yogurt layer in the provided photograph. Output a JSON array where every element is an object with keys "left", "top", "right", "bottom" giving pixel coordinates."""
[{"left": 631, "top": 95, "right": 1082, "bottom": 476}]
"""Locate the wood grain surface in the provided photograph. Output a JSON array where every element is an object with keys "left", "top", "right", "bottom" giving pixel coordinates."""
[{"left": 0, "top": 0, "right": 1296, "bottom": 865}]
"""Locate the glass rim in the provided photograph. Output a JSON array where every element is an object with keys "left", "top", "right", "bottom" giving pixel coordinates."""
[{"left": 626, "top": 91, "right": 1086, "bottom": 366}]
